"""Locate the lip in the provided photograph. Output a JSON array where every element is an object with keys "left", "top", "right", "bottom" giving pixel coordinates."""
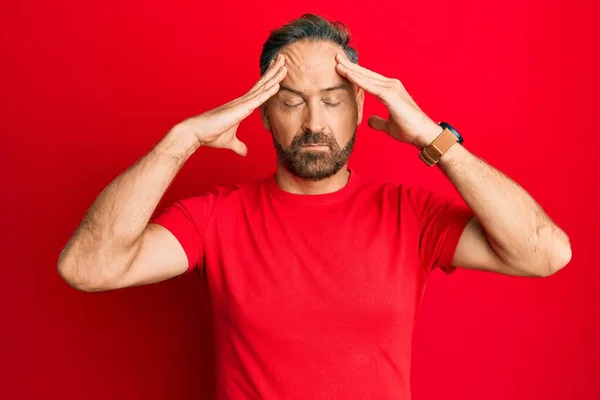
[{"left": 301, "top": 144, "right": 328, "bottom": 147}]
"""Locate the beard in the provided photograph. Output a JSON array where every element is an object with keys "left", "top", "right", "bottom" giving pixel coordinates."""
[{"left": 271, "top": 127, "right": 356, "bottom": 181}]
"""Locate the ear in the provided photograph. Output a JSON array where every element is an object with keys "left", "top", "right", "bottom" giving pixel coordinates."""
[
  {"left": 355, "top": 87, "right": 365, "bottom": 125},
  {"left": 260, "top": 104, "right": 272, "bottom": 131}
]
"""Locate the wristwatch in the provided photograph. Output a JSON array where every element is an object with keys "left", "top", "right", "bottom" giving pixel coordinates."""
[{"left": 419, "top": 122, "right": 464, "bottom": 167}]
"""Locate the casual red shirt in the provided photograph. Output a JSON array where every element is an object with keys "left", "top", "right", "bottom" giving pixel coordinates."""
[{"left": 151, "top": 168, "right": 473, "bottom": 399}]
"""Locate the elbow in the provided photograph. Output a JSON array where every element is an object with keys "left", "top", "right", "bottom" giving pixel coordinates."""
[
  {"left": 520, "top": 224, "right": 572, "bottom": 278},
  {"left": 535, "top": 236, "right": 573, "bottom": 278},
  {"left": 547, "top": 239, "right": 572, "bottom": 276},
  {"left": 57, "top": 252, "right": 114, "bottom": 293},
  {"left": 57, "top": 250, "right": 78, "bottom": 288},
  {"left": 503, "top": 237, "right": 572, "bottom": 278},
  {"left": 57, "top": 258, "right": 94, "bottom": 292}
]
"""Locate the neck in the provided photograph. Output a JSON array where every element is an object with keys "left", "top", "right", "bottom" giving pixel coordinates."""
[{"left": 274, "top": 164, "right": 351, "bottom": 195}]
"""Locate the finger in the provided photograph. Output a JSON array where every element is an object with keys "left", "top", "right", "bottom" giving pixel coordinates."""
[
  {"left": 335, "top": 53, "right": 390, "bottom": 82},
  {"left": 249, "top": 53, "right": 286, "bottom": 93},
  {"left": 257, "top": 54, "right": 285, "bottom": 84},
  {"left": 228, "top": 75, "right": 282, "bottom": 123},
  {"left": 247, "top": 80, "right": 281, "bottom": 109},
  {"left": 230, "top": 62, "right": 286, "bottom": 115},
  {"left": 336, "top": 62, "right": 386, "bottom": 98},
  {"left": 229, "top": 137, "right": 248, "bottom": 157},
  {"left": 367, "top": 115, "right": 388, "bottom": 132},
  {"left": 244, "top": 64, "right": 286, "bottom": 102},
  {"left": 340, "top": 64, "right": 393, "bottom": 94},
  {"left": 261, "top": 63, "right": 288, "bottom": 92},
  {"left": 245, "top": 64, "right": 287, "bottom": 107},
  {"left": 225, "top": 57, "right": 287, "bottom": 126},
  {"left": 347, "top": 66, "right": 392, "bottom": 88}
]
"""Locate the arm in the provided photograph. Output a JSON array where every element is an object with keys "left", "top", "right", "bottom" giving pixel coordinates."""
[
  {"left": 334, "top": 53, "right": 572, "bottom": 277},
  {"left": 58, "top": 54, "right": 288, "bottom": 291},
  {"left": 415, "top": 133, "right": 572, "bottom": 277},
  {"left": 57, "top": 132, "right": 196, "bottom": 292}
]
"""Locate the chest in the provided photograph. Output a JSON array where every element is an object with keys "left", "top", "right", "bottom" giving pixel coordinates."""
[{"left": 204, "top": 204, "right": 423, "bottom": 342}]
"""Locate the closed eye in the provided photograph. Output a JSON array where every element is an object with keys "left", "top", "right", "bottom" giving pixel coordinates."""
[{"left": 282, "top": 101, "right": 303, "bottom": 109}]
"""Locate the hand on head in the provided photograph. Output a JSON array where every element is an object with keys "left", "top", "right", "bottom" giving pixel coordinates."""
[
  {"left": 334, "top": 53, "right": 440, "bottom": 147},
  {"left": 173, "top": 53, "right": 289, "bottom": 157}
]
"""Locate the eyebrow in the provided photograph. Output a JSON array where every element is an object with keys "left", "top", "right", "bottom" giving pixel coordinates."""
[{"left": 279, "top": 83, "right": 348, "bottom": 96}]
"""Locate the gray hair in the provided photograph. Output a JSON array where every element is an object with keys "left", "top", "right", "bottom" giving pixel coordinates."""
[{"left": 259, "top": 14, "right": 359, "bottom": 75}]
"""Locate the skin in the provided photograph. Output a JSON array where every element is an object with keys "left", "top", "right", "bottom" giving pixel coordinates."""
[
  {"left": 57, "top": 54, "right": 289, "bottom": 291},
  {"left": 57, "top": 38, "right": 571, "bottom": 293},
  {"left": 260, "top": 40, "right": 364, "bottom": 193},
  {"left": 333, "top": 52, "right": 572, "bottom": 276}
]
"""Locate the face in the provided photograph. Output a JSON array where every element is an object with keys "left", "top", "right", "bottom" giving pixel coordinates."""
[{"left": 261, "top": 40, "right": 364, "bottom": 181}]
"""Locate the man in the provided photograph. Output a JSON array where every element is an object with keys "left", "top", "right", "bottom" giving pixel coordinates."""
[{"left": 58, "top": 14, "right": 572, "bottom": 400}]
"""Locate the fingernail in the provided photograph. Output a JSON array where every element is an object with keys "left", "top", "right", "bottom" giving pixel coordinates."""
[{"left": 269, "top": 59, "right": 274, "bottom": 66}]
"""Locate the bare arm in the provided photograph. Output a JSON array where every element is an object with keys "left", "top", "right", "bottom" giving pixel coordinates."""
[
  {"left": 58, "top": 54, "right": 288, "bottom": 291},
  {"left": 57, "top": 132, "right": 196, "bottom": 291},
  {"left": 335, "top": 53, "right": 572, "bottom": 278},
  {"left": 428, "top": 141, "right": 572, "bottom": 277}
]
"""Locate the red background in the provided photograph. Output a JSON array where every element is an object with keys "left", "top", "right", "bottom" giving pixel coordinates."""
[{"left": 2, "top": 0, "right": 598, "bottom": 399}]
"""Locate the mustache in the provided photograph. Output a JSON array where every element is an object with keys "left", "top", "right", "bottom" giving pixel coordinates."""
[{"left": 291, "top": 131, "right": 336, "bottom": 148}]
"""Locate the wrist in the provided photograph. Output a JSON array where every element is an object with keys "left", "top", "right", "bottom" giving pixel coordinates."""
[
  {"left": 158, "top": 125, "right": 202, "bottom": 163},
  {"left": 413, "top": 124, "right": 444, "bottom": 150}
]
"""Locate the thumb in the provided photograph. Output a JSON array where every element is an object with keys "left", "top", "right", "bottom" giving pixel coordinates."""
[
  {"left": 229, "top": 138, "right": 248, "bottom": 157},
  {"left": 368, "top": 115, "right": 388, "bottom": 133}
]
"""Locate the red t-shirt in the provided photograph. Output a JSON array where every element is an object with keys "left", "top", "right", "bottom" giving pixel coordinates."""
[{"left": 151, "top": 169, "right": 473, "bottom": 400}]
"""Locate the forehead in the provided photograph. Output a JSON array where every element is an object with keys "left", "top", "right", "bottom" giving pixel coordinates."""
[{"left": 279, "top": 40, "right": 348, "bottom": 95}]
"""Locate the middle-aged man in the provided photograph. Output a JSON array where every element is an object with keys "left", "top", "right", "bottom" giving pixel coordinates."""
[{"left": 58, "top": 13, "right": 572, "bottom": 400}]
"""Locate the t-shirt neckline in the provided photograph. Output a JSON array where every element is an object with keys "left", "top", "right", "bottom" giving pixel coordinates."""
[{"left": 266, "top": 168, "right": 360, "bottom": 206}]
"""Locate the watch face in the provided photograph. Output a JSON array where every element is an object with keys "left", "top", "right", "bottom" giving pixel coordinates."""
[{"left": 439, "top": 122, "right": 463, "bottom": 144}]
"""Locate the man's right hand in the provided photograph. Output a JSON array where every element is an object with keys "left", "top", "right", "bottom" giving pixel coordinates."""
[
  {"left": 58, "top": 54, "right": 288, "bottom": 292},
  {"left": 173, "top": 53, "right": 287, "bottom": 157}
]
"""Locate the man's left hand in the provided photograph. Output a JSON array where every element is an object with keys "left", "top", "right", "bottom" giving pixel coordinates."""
[{"left": 335, "top": 53, "right": 442, "bottom": 150}]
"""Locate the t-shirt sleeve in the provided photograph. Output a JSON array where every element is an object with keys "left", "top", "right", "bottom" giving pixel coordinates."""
[
  {"left": 149, "top": 192, "right": 218, "bottom": 274},
  {"left": 403, "top": 184, "right": 474, "bottom": 275}
]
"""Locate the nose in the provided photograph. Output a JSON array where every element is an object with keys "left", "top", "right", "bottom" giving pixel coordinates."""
[{"left": 301, "top": 101, "right": 326, "bottom": 134}]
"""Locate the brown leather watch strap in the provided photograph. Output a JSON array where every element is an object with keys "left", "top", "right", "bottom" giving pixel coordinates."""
[{"left": 419, "top": 128, "right": 459, "bottom": 166}]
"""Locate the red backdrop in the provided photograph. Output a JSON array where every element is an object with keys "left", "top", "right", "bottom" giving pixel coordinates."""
[{"left": 2, "top": 0, "right": 598, "bottom": 399}]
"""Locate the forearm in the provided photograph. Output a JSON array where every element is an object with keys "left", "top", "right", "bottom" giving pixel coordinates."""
[
  {"left": 333, "top": 54, "right": 571, "bottom": 275},
  {"left": 58, "top": 127, "right": 197, "bottom": 286},
  {"left": 434, "top": 141, "right": 571, "bottom": 274}
]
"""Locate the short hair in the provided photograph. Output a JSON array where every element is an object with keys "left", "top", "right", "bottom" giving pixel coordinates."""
[{"left": 259, "top": 13, "right": 359, "bottom": 75}]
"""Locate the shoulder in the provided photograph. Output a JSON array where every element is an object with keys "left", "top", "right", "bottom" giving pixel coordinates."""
[
  {"left": 352, "top": 172, "right": 461, "bottom": 220},
  {"left": 211, "top": 175, "right": 269, "bottom": 201},
  {"left": 175, "top": 175, "right": 269, "bottom": 211},
  {"left": 150, "top": 176, "right": 269, "bottom": 241}
]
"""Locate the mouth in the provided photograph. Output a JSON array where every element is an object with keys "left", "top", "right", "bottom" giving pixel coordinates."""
[{"left": 301, "top": 144, "right": 328, "bottom": 147}]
